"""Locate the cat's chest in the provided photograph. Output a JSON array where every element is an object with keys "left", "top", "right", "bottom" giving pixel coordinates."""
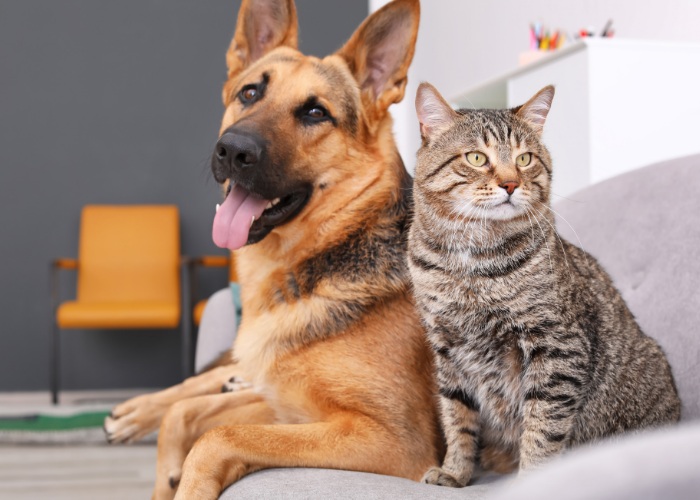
[
  {"left": 439, "top": 310, "right": 526, "bottom": 426},
  {"left": 451, "top": 329, "right": 523, "bottom": 385}
]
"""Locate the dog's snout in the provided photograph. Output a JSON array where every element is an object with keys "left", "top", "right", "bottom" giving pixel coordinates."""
[{"left": 214, "top": 131, "right": 264, "bottom": 172}]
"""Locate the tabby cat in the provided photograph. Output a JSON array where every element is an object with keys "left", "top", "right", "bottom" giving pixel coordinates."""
[{"left": 408, "top": 83, "right": 681, "bottom": 487}]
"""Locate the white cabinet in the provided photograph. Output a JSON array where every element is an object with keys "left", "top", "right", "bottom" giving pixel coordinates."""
[{"left": 452, "top": 39, "right": 700, "bottom": 197}]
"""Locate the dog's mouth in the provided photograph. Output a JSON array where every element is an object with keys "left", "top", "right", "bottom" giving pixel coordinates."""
[{"left": 212, "top": 181, "right": 311, "bottom": 250}]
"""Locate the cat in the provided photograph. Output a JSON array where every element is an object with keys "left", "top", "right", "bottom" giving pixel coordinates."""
[{"left": 407, "top": 82, "right": 681, "bottom": 487}]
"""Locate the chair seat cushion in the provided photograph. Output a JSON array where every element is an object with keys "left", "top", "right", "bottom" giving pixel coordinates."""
[{"left": 57, "top": 301, "right": 180, "bottom": 329}]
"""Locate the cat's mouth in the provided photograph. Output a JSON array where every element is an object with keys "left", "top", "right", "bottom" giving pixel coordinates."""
[{"left": 480, "top": 199, "right": 524, "bottom": 221}]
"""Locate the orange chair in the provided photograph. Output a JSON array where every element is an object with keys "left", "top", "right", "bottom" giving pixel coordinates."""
[{"left": 50, "top": 205, "right": 187, "bottom": 404}]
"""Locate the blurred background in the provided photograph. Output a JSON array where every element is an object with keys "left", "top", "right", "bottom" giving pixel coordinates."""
[
  {"left": 2, "top": 0, "right": 700, "bottom": 394},
  {"left": 371, "top": 0, "right": 700, "bottom": 172},
  {"left": 0, "top": 0, "right": 367, "bottom": 393}
]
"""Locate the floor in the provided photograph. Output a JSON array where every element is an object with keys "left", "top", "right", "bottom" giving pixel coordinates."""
[{"left": 0, "top": 389, "right": 159, "bottom": 500}]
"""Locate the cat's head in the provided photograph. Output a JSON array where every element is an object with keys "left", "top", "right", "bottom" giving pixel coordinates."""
[{"left": 414, "top": 83, "right": 554, "bottom": 221}]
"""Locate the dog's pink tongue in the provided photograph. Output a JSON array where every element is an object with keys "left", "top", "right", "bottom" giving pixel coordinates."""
[{"left": 212, "top": 184, "right": 269, "bottom": 250}]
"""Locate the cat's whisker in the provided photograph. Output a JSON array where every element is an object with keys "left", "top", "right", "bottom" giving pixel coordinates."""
[
  {"left": 541, "top": 204, "right": 590, "bottom": 267},
  {"left": 527, "top": 207, "right": 553, "bottom": 274},
  {"left": 447, "top": 204, "right": 470, "bottom": 251},
  {"left": 478, "top": 206, "right": 488, "bottom": 244},
  {"left": 522, "top": 207, "right": 538, "bottom": 248},
  {"left": 530, "top": 205, "right": 570, "bottom": 272},
  {"left": 550, "top": 191, "right": 585, "bottom": 203},
  {"left": 457, "top": 207, "right": 475, "bottom": 249},
  {"left": 460, "top": 96, "right": 478, "bottom": 110},
  {"left": 472, "top": 206, "right": 486, "bottom": 249},
  {"left": 454, "top": 202, "right": 483, "bottom": 253}
]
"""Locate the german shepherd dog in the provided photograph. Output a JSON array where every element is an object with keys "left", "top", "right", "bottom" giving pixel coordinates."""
[{"left": 104, "top": 0, "right": 440, "bottom": 498}]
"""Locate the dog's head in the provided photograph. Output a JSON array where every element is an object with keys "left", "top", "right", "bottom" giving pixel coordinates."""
[{"left": 211, "top": 0, "right": 420, "bottom": 250}]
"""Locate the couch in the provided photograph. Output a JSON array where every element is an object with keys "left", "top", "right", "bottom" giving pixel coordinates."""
[{"left": 215, "top": 154, "right": 700, "bottom": 499}]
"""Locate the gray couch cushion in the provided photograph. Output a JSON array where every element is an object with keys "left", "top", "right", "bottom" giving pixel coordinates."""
[
  {"left": 488, "top": 421, "right": 700, "bottom": 500},
  {"left": 222, "top": 468, "right": 505, "bottom": 499},
  {"left": 553, "top": 154, "right": 700, "bottom": 421},
  {"left": 222, "top": 422, "right": 700, "bottom": 500}
]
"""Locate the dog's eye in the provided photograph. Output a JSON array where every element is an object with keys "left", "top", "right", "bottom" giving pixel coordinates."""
[
  {"left": 306, "top": 107, "right": 326, "bottom": 120},
  {"left": 303, "top": 106, "right": 331, "bottom": 125},
  {"left": 238, "top": 85, "right": 260, "bottom": 105},
  {"left": 242, "top": 88, "right": 257, "bottom": 100},
  {"left": 296, "top": 100, "right": 335, "bottom": 126}
]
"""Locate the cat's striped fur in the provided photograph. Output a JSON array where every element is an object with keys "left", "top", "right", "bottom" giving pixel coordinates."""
[{"left": 408, "top": 83, "right": 681, "bottom": 487}]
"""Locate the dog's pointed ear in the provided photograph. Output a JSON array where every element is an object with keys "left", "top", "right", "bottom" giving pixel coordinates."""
[
  {"left": 415, "top": 82, "right": 458, "bottom": 140},
  {"left": 226, "top": 0, "right": 298, "bottom": 79},
  {"left": 336, "top": 0, "right": 420, "bottom": 122}
]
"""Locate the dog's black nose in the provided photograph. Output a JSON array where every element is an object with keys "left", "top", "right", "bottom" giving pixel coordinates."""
[{"left": 215, "top": 131, "right": 263, "bottom": 170}]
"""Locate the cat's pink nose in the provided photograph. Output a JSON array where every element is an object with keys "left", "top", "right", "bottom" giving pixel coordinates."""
[{"left": 499, "top": 181, "right": 520, "bottom": 195}]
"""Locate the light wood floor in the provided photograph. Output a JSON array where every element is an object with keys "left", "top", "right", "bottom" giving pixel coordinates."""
[
  {"left": 0, "top": 389, "right": 159, "bottom": 500},
  {"left": 0, "top": 445, "right": 157, "bottom": 500}
]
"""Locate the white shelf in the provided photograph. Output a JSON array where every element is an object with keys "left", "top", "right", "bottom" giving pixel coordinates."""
[{"left": 452, "top": 39, "right": 700, "bottom": 197}]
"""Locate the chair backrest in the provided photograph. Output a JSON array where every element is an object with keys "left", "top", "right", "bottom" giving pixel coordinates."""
[{"left": 76, "top": 205, "right": 180, "bottom": 304}]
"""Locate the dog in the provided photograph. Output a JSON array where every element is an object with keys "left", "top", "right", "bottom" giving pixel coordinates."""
[{"left": 103, "top": 0, "right": 440, "bottom": 498}]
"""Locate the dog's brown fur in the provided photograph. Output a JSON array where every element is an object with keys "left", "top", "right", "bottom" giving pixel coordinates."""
[{"left": 103, "top": 1, "right": 440, "bottom": 498}]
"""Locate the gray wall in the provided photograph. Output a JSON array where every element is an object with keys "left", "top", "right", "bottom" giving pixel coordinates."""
[{"left": 0, "top": 0, "right": 368, "bottom": 392}]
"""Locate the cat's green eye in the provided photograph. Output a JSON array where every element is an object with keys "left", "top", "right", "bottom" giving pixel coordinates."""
[
  {"left": 516, "top": 153, "right": 532, "bottom": 167},
  {"left": 466, "top": 152, "right": 488, "bottom": 167}
]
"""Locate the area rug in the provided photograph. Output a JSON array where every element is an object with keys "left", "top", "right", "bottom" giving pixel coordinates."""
[{"left": 0, "top": 409, "right": 156, "bottom": 445}]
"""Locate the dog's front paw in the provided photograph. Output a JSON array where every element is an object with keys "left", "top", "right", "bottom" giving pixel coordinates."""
[
  {"left": 421, "top": 466, "right": 467, "bottom": 488},
  {"left": 104, "top": 394, "right": 165, "bottom": 444},
  {"left": 221, "top": 376, "right": 252, "bottom": 393}
]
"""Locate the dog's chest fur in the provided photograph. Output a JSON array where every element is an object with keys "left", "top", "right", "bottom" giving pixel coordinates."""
[{"left": 232, "top": 190, "right": 413, "bottom": 423}]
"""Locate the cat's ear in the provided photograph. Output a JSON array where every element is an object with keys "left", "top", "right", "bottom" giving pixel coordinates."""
[
  {"left": 225, "top": 0, "right": 298, "bottom": 80},
  {"left": 335, "top": 0, "right": 420, "bottom": 125},
  {"left": 515, "top": 85, "right": 555, "bottom": 135},
  {"left": 415, "top": 82, "right": 458, "bottom": 140}
]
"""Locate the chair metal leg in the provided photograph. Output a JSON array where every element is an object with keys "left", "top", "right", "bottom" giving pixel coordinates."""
[
  {"left": 181, "top": 259, "right": 193, "bottom": 379},
  {"left": 49, "top": 262, "right": 60, "bottom": 405},
  {"left": 50, "top": 321, "right": 60, "bottom": 405},
  {"left": 181, "top": 320, "right": 192, "bottom": 380}
]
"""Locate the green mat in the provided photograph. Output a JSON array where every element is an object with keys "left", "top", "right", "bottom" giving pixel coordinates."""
[
  {"left": 0, "top": 410, "right": 116, "bottom": 445},
  {"left": 0, "top": 411, "right": 109, "bottom": 432}
]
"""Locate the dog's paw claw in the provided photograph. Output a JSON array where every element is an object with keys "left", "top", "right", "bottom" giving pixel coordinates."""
[
  {"left": 103, "top": 398, "right": 160, "bottom": 445},
  {"left": 221, "top": 376, "right": 252, "bottom": 393},
  {"left": 168, "top": 470, "right": 182, "bottom": 490}
]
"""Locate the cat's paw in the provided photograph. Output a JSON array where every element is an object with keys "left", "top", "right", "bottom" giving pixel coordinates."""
[
  {"left": 220, "top": 376, "right": 252, "bottom": 393},
  {"left": 421, "top": 466, "right": 467, "bottom": 488}
]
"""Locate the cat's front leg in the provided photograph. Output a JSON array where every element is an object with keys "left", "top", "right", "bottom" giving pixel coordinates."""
[
  {"left": 422, "top": 382, "right": 480, "bottom": 487},
  {"left": 519, "top": 352, "right": 584, "bottom": 470}
]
